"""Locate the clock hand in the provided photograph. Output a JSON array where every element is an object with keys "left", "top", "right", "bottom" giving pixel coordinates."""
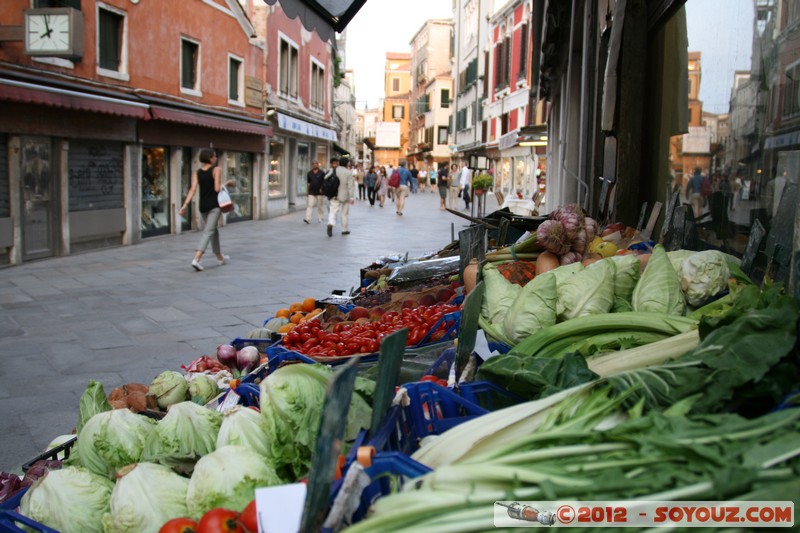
[{"left": 43, "top": 15, "right": 53, "bottom": 39}]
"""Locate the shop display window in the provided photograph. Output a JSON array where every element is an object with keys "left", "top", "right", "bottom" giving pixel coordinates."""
[
  {"left": 180, "top": 147, "right": 193, "bottom": 232},
  {"left": 141, "top": 147, "right": 170, "bottom": 238},
  {"left": 223, "top": 151, "right": 253, "bottom": 221},
  {"left": 296, "top": 142, "right": 310, "bottom": 196},
  {"left": 269, "top": 139, "right": 285, "bottom": 198}
]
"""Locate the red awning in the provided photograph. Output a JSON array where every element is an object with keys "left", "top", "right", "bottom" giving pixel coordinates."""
[
  {"left": 0, "top": 78, "right": 149, "bottom": 119},
  {"left": 149, "top": 105, "right": 272, "bottom": 137}
]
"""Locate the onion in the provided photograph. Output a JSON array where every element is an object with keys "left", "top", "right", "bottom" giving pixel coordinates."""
[
  {"left": 217, "top": 344, "right": 238, "bottom": 368},
  {"left": 236, "top": 346, "right": 260, "bottom": 374}
]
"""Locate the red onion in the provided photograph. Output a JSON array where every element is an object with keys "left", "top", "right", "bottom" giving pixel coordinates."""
[
  {"left": 236, "top": 346, "right": 260, "bottom": 373},
  {"left": 216, "top": 344, "right": 238, "bottom": 368}
]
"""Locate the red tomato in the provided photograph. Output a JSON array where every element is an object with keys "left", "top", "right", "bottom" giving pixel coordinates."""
[
  {"left": 197, "top": 508, "right": 244, "bottom": 533},
  {"left": 159, "top": 518, "right": 198, "bottom": 533},
  {"left": 237, "top": 500, "right": 258, "bottom": 533}
]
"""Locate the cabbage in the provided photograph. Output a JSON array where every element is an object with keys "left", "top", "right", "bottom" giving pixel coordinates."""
[
  {"left": 20, "top": 466, "right": 114, "bottom": 533},
  {"left": 678, "top": 250, "right": 731, "bottom": 306},
  {"left": 556, "top": 258, "right": 616, "bottom": 321},
  {"left": 666, "top": 249, "right": 697, "bottom": 272},
  {"left": 480, "top": 263, "right": 519, "bottom": 326},
  {"left": 633, "top": 244, "right": 685, "bottom": 315},
  {"left": 216, "top": 406, "right": 271, "bottom": 457},
  {"left": 187, "top": 374, "right": 220, "bottom": 405},
  {"left": 77, "top": 409, "right": 156, "bottom": 479},
  {"left": 604, "top": 255, "right": 641, "bottom": 302},
  {"left": 548, "top": 261, "right": 585, "bottom": 285},
  {"left": 150, "top": 371, "right": 189, "bottom": 410},
  {"left": 502, "top": 271, "right": 557, "bottom": 344},
  {"left": 259, "top": 364, "right": 372, "bottom": 481},
  {"left": 101, "top": 463, "right": 190, "bottom": 533},
  {"left": 186, "top": 445, "right": 281, "bottom": 519},
  {"left": 77, "top": 380, "right": 112, "bottom": 434},
  {"left": 142, "top": 401, "right": 222, "bottom": 470}
]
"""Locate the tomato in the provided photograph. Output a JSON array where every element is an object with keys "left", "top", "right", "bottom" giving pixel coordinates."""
[
  {"left": 237, "top": 500, "right": 258, "bottom": 533},
  {"left": 197, "top": 508, "right": 244, "bottom": 533},
  {"left": 160, "top": 518, "right": 198, "bottom": 533}
]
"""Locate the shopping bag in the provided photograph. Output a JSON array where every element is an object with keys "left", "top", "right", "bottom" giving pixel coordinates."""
[{"left": 218, "top": 186, "right": 234, "bottom": 213}]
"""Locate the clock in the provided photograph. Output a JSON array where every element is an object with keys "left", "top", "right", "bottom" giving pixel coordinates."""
[{"left": 24, "top": 8, "right": 84, "bottom": 59}]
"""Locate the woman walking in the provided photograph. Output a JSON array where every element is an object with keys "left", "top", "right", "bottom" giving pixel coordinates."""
[
  {"left": 448, "top": 163, "right": 461, "bottom": 210},
  {"left": 437, "top": 164, "right": 449, "bottom": 210},
  {"left": 376, "top": 166, "right": 388, "bottom": 208},
  {"left": 179, "top": 148, "right": 234, "bottom": 271},
  {"left": 365, "top": 165, "right": 378, "bottom": 206}
]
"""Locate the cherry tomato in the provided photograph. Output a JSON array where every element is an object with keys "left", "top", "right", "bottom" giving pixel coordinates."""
[
  {"left": 237, "top": 500, "right": 258, "bottom": 533},
  {"left": 197, "top": 508, "right": 244, "bottom": 533},
  {"left": 159, "top": 518, "right": 198, "bottom": 533}
]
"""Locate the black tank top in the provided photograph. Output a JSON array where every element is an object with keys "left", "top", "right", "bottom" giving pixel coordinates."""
[{"left": 198, "top": 167, "right": 218, "bottom": 213}]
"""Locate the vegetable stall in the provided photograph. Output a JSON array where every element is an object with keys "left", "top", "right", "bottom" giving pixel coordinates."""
[{"left": 0, "top": 203, "right": 798, "bottom": 533}]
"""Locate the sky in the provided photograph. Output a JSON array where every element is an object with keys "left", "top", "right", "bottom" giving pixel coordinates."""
[{"left": 345, "top": 0, "right": 754, "bottom": 114}]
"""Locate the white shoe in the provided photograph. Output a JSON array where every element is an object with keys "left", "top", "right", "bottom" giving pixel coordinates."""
[
  {"left": 217, "top": 255, "right": 230, "bottom": 266},
  {"left": 191, "top": 259, "right": 204, "bottom": 271}
]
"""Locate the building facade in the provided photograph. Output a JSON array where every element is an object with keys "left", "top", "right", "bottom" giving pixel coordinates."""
[
  {"left": 408, "top": 19, "right": 453, "bottom": 173},
  {"left": 249, "top": 0, "right": 337, "bottom": 214},
  {"left": 0, "top": 0, "right": 271, "bottom": 266},
  {"left": 374, "top": 52, "right": 410, "bottom": 167}
]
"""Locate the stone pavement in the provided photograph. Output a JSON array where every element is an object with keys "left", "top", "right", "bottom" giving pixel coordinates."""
[{"left": 0, "top": 190, "right": 496, "bottom": 472}]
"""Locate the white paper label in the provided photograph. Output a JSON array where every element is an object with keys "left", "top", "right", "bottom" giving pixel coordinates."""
[
  {"left": 217, "top": 390, "right": 240, "bottom": 412},
  {"left": 474, "top": 329, "right": 500, "bottom": 360},
  {"left": 255, "top": 483, "right": 307, "bottom": 533}
]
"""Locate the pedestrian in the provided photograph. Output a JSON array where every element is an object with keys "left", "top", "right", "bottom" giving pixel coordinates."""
[
  {"left": 386, "top": 164, "right": 395, "bottom": 201},
  {"left": 720, "top": 175, "right": 732, "bottom": 211},
  {"left": 355, "top": 163, "right": 365, "bottom": 201},
  {"left": 327, "top": 157, "right": 355, "bottom": 237},
  {"left": 437, "top": 163, "right": 449, "bottom": 210},
  {"left": 684, "top": 167, "right": 704, "bottom": 219},
  {"left": 410, "top": 164, "right": 419, "bottom": 193},
  {"left": 395, "top": 159, "right": 413, "bottom": 216},
  {"left": 459, "top": 161, "right": 472, "bottom": 210},
  {"left": 178, "top": 148, "right": 235, "bottom": 271},
  {"left": 304, "top": 159, "right": 326, "bottom": 224},
  {"left": 376, "top": 166, "right": 388, "bottom": 207},
  {"left": 365, "top": 165, "right": 378, "bottom": 206},
  {"left": 418, "top": 166, "right": 428, "bottom": 192},
  {"left": 448, "top": 163, "right": 460, "bottom": 209}
]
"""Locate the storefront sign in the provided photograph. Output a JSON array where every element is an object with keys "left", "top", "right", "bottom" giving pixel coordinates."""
[
  {"left": 499, "top": 129, "right": 520, "bottom": 150},
  {"left": 245, "top": 76, "right": 263, "bottom": 108},
  {"left": 764, "top": 130, "right": 800, "bottom": 150},
  {"left": 277, "top": 112, "right": 337, "bottom": 141}
]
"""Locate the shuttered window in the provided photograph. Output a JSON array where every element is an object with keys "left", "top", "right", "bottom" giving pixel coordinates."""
[
  {"left": 68, "top": 141, "right": 124, "bottom": 212},
  {"left": 98, "top": 8, "right": 123, "bottom": 71}
]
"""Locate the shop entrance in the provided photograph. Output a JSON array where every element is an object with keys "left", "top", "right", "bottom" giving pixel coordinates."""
[{"left": 20, "top": 137, "right": 54, "bottom": 261}]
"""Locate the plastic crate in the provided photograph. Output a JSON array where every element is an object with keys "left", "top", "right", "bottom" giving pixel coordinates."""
[
  {"left": 0, "top": 508, "right": 58, "bottom": 533},
  {"left": 230, "top": 336, "right": 280, "bottom": 354}
]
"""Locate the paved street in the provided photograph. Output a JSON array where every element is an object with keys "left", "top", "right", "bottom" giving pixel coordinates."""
[{"left": 0, "top": 190, "right": 496, "bottom": 473}]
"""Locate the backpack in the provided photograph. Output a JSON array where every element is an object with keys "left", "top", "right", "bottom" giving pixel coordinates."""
[
  {"left": 389, "top": 169, "right": 400, "bottom": 188},
  {"left": 323, "top": 169, "right": 340, "bottom": 199},
  {"left": 700, "top": 176, "right": 712, "bottom": 197}
]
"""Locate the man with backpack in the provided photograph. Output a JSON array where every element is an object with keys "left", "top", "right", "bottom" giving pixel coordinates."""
[{"left": 325, "top": 157, "right": 354, "bottom": 237}]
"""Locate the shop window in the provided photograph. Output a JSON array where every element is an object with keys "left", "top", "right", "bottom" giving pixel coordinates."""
[
  {"left": 97, "top": 4, "right": 127, "bottom": 79},
  {"left": 181, "top": 38, "right": 200, "bottom": 93},
  {"left": 311, "top": 60, "right": 325, "bottom": 111},
  {"left": 180, "top": 147, "right": 193, "bottom": 232},
  {"left": 296, "top": 143, "right": 309, "bottom": 196},
  {"left": 269, "top": 139, "right": 285, "bottom": 198},
  {"left": 223, "top": 151, "right": 252, "bottom": 221},
  {"left": 392, "top": 105, "right": 404, "bottom": 119},
  {"left": 279, "top": 37, "right": 298, "bottom": 99},
  {"left": 228, "top": 54, "right": 243, "bottom": 105},
  {"left": 141, "top": 147, "right": 170, "bottom": 238},
  {"left": 438, "top": 126, "right": 448, "bottom": 145}
]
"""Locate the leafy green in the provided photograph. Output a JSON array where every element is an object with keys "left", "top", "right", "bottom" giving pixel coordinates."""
[
  {"left": 216, "top": 406, "right": 271, "bottom": 458},
  {"left": 501, "top": 270, "right": 557, "bottom": 344},
  {"left": 77, "top": 409, "right": 157, "bottom": 479},
  {"left": 557, "top": 258, "right": 616, "bottom": 320},
  {"left": 677, "top": 250, "right": 731, "bottom": 306},
  {"left": 477, "top": 353, "right": 598, "bottom": 400},
  {"left": 141, "top": 401, "right": 222, "bottom": 472},
  {"left": 602, "top": 255, "right": 641, "bottom": 304},
  {"left": 77, "top": 380, "right": 112, "bottom": 434},
  {"left": 479, "top": 263, "right": 519, "bottom": 326},
  {"left": 633, "top": 244, "right": 685, "bottom": 315}
]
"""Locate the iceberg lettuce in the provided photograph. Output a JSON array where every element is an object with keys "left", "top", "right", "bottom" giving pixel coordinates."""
[
  {"left": 77, "top": 409, "right": 156, "bottom": 479},
  {"left": 678, "top": 250, "right": 731, "bottom": 306}
]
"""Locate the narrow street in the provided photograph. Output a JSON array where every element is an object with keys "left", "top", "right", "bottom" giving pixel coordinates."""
[{"left": 0, "top": 191, "right": 497, "bottom": 472}]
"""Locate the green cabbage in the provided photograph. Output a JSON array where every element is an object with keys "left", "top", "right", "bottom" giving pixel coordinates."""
[
  {"left": 667, "top": 249, "right": 697, "bottom": 272},
  {"left": 186, "top": 445, "right": 281, "bottom": 519},
  {"left": 548, "top": 261, "right": 585, "bottom": 285},
  {"left": 188, "top": 374, "right": 220, "bottom": 405},
  {"left": 480, "top": 263, "right": 519, "bottom": 326},
  {"left": 216, "top": 406, "right": 271, "bottom": 458},
  {"left": 77, "top": 409, "right": 156, "bottom": 479},
  {"left": 101, "top": 463, "right": 190, "bottom": 533},
  {"left": 604, "top": 255, "right": 641, "bottom": 302},
  {"left": 556, "top": 259, "right": 616, "bottom": 321},
  {"left": 259, "top": 364, "right": 372, "bottom": 481},
  {"left": 678, "top": 250, "right": 731, "bottom": 306},
  {"left": 501, "top": 271, "right": 558, "bottom": 344},
  {"left": 633, "top": 244, "right": 685, "bottom": 315},
  {"left": 20, "top": 466, "right": 114, "bottom": 533},
  {"left": 142, "top": 401, "right": 222, "bottom": 471},
  {"left": 77, "top": 380, "right": 112, "bottom": 434},
  {"left": 150, "top": 371, "right": 189, "bottom": 410}
]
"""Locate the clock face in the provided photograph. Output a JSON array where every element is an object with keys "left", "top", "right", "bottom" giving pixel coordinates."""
[{"left": 27, "top": 14, "right": 70, "bottom": 52}]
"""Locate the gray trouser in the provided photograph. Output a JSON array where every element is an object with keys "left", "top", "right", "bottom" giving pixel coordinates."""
[{"left": 197, "top": 207, "right": 222, "bottom": 255}]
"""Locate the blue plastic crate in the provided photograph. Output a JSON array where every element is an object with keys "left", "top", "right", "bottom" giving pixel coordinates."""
[
  {"left": 230, "top": 336, "right": 280, "bottom": 354},
  {"left": 0, "top": 508, "right": 58, "bottom": 533}
]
